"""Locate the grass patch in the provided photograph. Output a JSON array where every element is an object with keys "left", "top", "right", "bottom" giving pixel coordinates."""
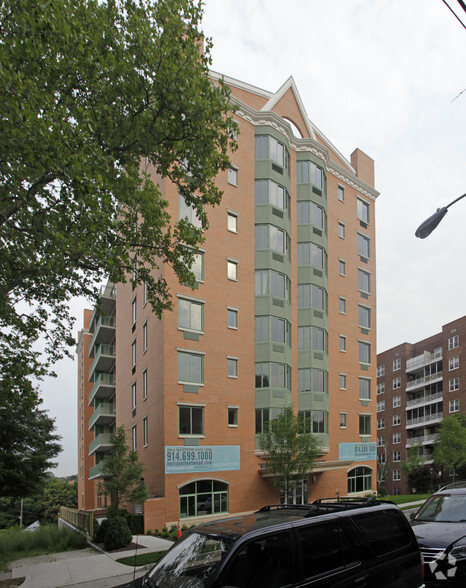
[
  {"left": 116, "top": 550, "right": 167, "bottom": 567},
  {"left": 387, "top": 494, "right": 430, "bottom": 505},
  {"left": 0, "top": 525, "right": 87, "bottom": 572}
]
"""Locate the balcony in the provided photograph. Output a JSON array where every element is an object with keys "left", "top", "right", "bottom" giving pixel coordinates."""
[
  {"left": 88, "top": 344, "right": 115, "bottom": 381},
  {"left": 88, "top": 402, "right": 115, "bottom": 431},
  {"left": 406, "top": 371, "right": 442, "bottom": 391},
  {"left": 406, "top": 433, "right": 439, "bottom": 447},
  {"left": 406, "top": 412, "right": 443, "bottom": 428},
  {"left": 406, "top": 350, "right": 442, "bottom": 373},
  {"left": 89, "top": 461, "right": 112, "bottom": 480},
  {"left": 89, "top": 315, "right": 115, "bottom": 352},
  {"left": 89, "top": 433, "right": 114, "bottom": 456},
  {"left": 406, "top": 391, "right": 443, "bottom": 408},
  {"left": 88, "top": 373, "right": 115, "bottom": 406}
]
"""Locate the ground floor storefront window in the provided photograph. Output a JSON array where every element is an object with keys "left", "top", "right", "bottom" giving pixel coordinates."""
[
  {"left": 280, "top": 479, "right": 308, "bottom": 505},
  {"left": 179, "top": 480, "right": 229, "bottom": 518},
  {"left": 347, "top": 466, "right": 372, "bottom": 493}
]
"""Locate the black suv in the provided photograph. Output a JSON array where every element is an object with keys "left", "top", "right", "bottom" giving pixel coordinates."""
[
  {"left": 411, "top": 482, "right": 466, "bottom": 587},
  {"left": 141, "top": 499, "right": 423, "bottom": 587}
]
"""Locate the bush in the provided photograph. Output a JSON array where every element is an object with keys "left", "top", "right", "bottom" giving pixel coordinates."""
[
  {"left": 94, "top": 519, "right": 110, "bottom": 544},
  {"left": 104, "top": 518, "right": 132, "bottom": 551},
  {"left": 120, "top": 511, "right": 144, "bottom": 534},
  {"left": 377, "top": 486, "right": 388, "bottom": 497}
]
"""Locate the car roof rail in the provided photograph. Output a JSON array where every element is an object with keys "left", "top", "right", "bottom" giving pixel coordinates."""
[
  {"left": 256, "top": 499, "right": 395, "bottom": 517},
  {"left": 438, "top": 480, "right": 466, "bottom": 491}
]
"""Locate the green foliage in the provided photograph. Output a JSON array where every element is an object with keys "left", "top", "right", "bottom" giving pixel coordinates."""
[
  {"left": 41, "top": 478, "right": 78, "bottom": 523},
  {"left": 98, "top": 427, "right": 148, "bottom": 513},
  {"left": 406, "top": 466, "right": 437, "bottom": 493},
  {"left": 93, "top": 519, "right": 110, "bottom": 544},
  {"left": 0, "top": 524, "right": 87, "bottom": 570},
  {"left": 377, "top": 486, "right": 387, "bottom": 497},
  {"left": 119, "top": 510, "right": 144, "bottom": 534},
  {"left": 433, "top": 415, "right": 466, "bottom": 480},
  {"left": 0, "top": 381, "right": 60, "bottom": 500},
  {"left": 258, "top": 406, "right": 320, "bottom": 499},
  {"left": 103, "top": 517, "right": 132, "bottom": 551},
  {"left": 0, "top": 0, "right": 236, "bottom": 388},
  {"left": 401, "top": 443, "right": 425, "bottom": 477},
  {"left": 0, "top": 492, "right": 43, "bottom": 529}
]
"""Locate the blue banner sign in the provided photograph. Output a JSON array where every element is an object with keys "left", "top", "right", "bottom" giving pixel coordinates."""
[
  {"left": 165, "top": 445, "right": 240, "bottom": 474},
  {"left": 339, "top": 442, "right": 377, "bottom": 462}
]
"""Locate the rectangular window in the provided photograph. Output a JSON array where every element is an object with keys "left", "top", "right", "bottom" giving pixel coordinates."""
[
  {"left": 178, "top": 297, "right": 203, "bottom": 332},
  {"left": 393, "top": 451, "right": 401, "bottom": 462},
  {"left": 359, "top": 378, "right": 371, "bottom": 400},
  {"left": 393, "top": 433, "right": 401, "bottom": 444},
  {"left": 179, "top": 405, "right": 204, "bottom": 436},
  {"left": 449, "top": 399, "right": 460, "bottom": 413},
  {"left": 132, "top": 425, "right": 137, "bottom": 451},
  {"left": 298, "top": 326, "right": 325, "bottom": 351},
  {"left": 340, "top": 374, "right": 346, "bottom": 390},
  {"left": 357, "top": 198, "right": 369, "bottom": 223},
  {"left": 359, "top": 341, "right": 371, "bottom": 364},
  {"left": 132, "top": 382, "right": 137, "bottom": 410},
  {"left": 132, "top": 296, "right": 137, "bottom": 325},
  {"left": 393, "top": 358, "right": 401, "bottom": 371},
  {"left": 339, "top": 259, "right": 346, "bottom": 276},
  {"left": 254, "top": 135, "right": 268, "bottom": 160},
  {"left": 377, "top": 365, "right": 385, "bottom": 377},
  {"left": 339, "top": 297, "right": 346, "bottom": 314},
  {"left": 227, "top": 259, "right": 238, "bottom": 281},
  {"left": 227, "top": 211, "right": 238, "bottom": 232},
  {"left": 297, "top": 284, "right": 325, "bottom": 310},
  {"left": 449, "top": 377, "right": 460, "bottom": 392},
  {"left": 377, "top": 400, "right": 385, "bottom": 412},
  {"left": 143, "top": 281, "right": 148, "bottom": 305},
  {"left": 143, "top": 321, "right": 148, "bottom": 352},
  {"left": 377, "top": 436, "right": 385, "bottom": 447},
  {"left": 377, "top": 383, "right": 385, "bottom": 395},
  {"left": 358, "top": 268, "right": 370, "bottom": 293},
  {"left": 227, "top": 307, "right": 238, "bottom": 329},
  {"left": 449, "top": 356, "right": 459, "bottom": 370},
  {"left": 179, "top": 194, "right": 201, "bottom": 228},
  {"left": 358, "top": 233, "right": 370, "bottom": 258},
  {"left": 178, "top": 351, "right": 203, "bottom": 385},
  {"left": 270, "top": 136, "right": 285, "bottom": 166},
  {"left": 449, "top": 335, "right": 459, "bottom": 349},
  {"left": 297, "top": 243, "right": 323, "bottom": 269},
  {"left": 340, "top": 413, "right": 347, "bottom": 428},
  {"left": 393, "top": 395, "right": 401, "bottom": 408},
  {"left": 359, "top": 415, "right": 371, "bottom": 436},
  {"left": 393, "top": 377, "right": 401, "bottom": 389},
  {"left": 255, "top": 179, "right": 288, "bottom": 211},
  {"left": 191, "top": 251, "right": 204, "bottom": 282},
  {"left": 358, "top": 305, "right": 371, "bottom": 329},
  {"left": 338, "top": 185, "right": 344, "bottom": 201},
  {"left": 143, "top": 416, "right": 148, "bottom": 446},
  {"left": 340, "top": 336, "right": 346, "bottom": 352},
  {"left": 228, "top": 167, "right": 238, "bottom": 186},
  {"left": 338, "top": 222, "right": 346, "bottom": 238},
  {"left": 297, "top": 201, "right": 324, "bottom": 228},
  {"left": 131, "top": 340, "right": 136, "bottom": 369},
  {"left": 393, "top": 470, "right": 401, "bottom": 481},
  {"left": 143, "top": 368, "right": 148, "bottom": 399},
  {"left": 228, "top": 407, "right": 238, "bottom": 427},
  {"left": 227, "top": 357, "right": 238, "bottom": 378},
  {"left": 393, "top": 414, "right": 401, "bottom": 426},
  {"left": 377, "top": 418, "right": 385, "bottom": 430}
]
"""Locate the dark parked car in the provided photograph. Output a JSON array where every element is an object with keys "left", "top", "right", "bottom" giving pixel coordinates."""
[
  {"left": 139, "top": 498, "right": 423, "bottom": 587},
  {"left": 411, "top": 481, "right": 466, "bottom": 587}
]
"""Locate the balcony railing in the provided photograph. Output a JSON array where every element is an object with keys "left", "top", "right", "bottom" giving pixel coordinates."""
[
  {"left": 406, "top": 350, "right": 442, "bottom": 373},
  {"left": 406, "top": 391, "right": 443, "bottom": 408},
  {"left": 89, "top": 315, "right": 115, "bottom": 351},
  {"left": 406, "top": 371, "right": 442, "bottom": 391},
  {"left": 88, "top": 344, "right": 115, "bottom": 380},
  {"left": 406, "top": 433, "right": 439, "bottom": 447},
  {"left": 88, "top": 402, "right": 115, "bottom": 431},
  {"left": 406, "top": 412, "right": 443, "bottom": 427},
  {"left": 88, "top": 373, "right": 115, "bottom": 406},
  {"left": 89, "top": 461, "right": 111, "bottom": 480},
  {"left": 89, "top": 432, "right": 114, "bottom": 455}
]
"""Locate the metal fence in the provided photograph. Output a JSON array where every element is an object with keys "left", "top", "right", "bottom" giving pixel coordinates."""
[{"left": 59, "top": 507, "right": 94, "bottom": 538}]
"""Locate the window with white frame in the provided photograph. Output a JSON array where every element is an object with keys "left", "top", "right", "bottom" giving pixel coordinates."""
[
  {"left": 393, "top": 358, "right": 401, "bottom": 371},
  {"left": 132, "top": 382, "right": 137, "bottom": 409},
  {"left": 227, "top": 356, "right": 238, "bottom": 378},
  {"left": 143, "top": 416, "right": 148, "bottom": 446},
  {"left": 227, "top": 259, "right": 238, "bottom": 281},
  {"left": 228, "top": 407, "right": 238, "bottom": 427},
  {"left": 339, "top": 259, "right": 346, "bottom": 276},
  {"left": 340, "top": 373, "right": 347, "bottom": 390},
  {"left": 377, "top": 400, "right": 385, "bottom": 412},
  {"left": 359, "top": 377, "right": 371, "bottom": 400},
  {"left": 357, "top": 233, "right": 370, "bottom": 258},
  {"left": 178, "top": 296, "right": 203, "bottom": 333},
  {"left": 228, "top": 167, "right": 238, "bottom": 186},
  {"left": 449, "top": 356, "right": 459, "bottom": 371},
  {"left": 339, "top": 297, "right": 346, "bottom": 314},
  {"left": 179, "top": 194, "right": 202, "bottom": 228},
  {"left": 143, "top": 281, "right": 148, "bottom": 305},
  {"left": 377, "top": 365, "right": 385, "bottom": 377},
  {"left": 227, "top": 307, "right": 238, "bottom": 329},
  {"left": 178, "top": 350, "right": 204, "bottom": 385},
  {"left": 143, "top": 368, "right": 148, "bottom": 399},
  {"left": 191, "top": 250, "right": 204, "bottom": 282},
  {"left": 377, "top": 383, "right": 385, "bottom": 395},
  {"left": 340, "top": 412, "right": 347, "bottom": 428},
  {"left": 393, "top": 451, "right": 401, "bottom": 462},
  {"left": 338, "top": 185, "right": 345, "bottom": 202},
  {"left": 227, "top": 211, "right": 238, "bottom": 233},
  {"left": 132, "top": 296, "right": 137, "bottom": 325},
  {"left": 393, "top": 395, "right": 401, "bottom": 408},
  {"left": 378, "top": 453, "right": 386, "bottom": 464},
  {"left": 393, "top": 377, "right": 401, "bottom": 389},
  {"left": 131, "top": 340, "right": 136, "bottom": 369},
  {"left": 377, "top": 436, "right": 385, "bottom": 447},
  {"left": 358, "top": 305, "right": 371, "bottom": 329},
  {"left": 377, "top": 418, "right": 385, "bottom": 430},
  {"left": 132, "top": 425, "right": 137, "bottom": 451},
  {"left": 358, "top": 268, "right": 370, "bottom": 293},
  {"left": 393, "top": 432, "right": 401, "bottom": 444},
  {"left": 143, "top": 321, "right": 148, "bottom": 352},
  {"left": 449, "top": 377, "right": 460, "bottom": 392},
  {"left": 340, "top": 336, "right": 346, "bottom": 352},
  {"left": 449, "top": 335, "right": 459, "bottom": 349},
  {"left": 393, "top": 414, "right": 401, "bottom": 426},
  {"left": 359, "top": 341, "right": 371, "bottom": 364},
  {"left": 338, "top": 222, "right": 346, "bottom": 238},
  {"left": 449, "top": 399, "right": 460, "bottom": 413},
  {"left": 357, "top": 198, "right": 370, "bottom": 223},
  {"left": 393, "top": 470, "right": 401, "bottom": 481}
]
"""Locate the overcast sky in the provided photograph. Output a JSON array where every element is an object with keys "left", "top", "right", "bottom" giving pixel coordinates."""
[{"left": 42, "top": 0, "right": 466, "bottom": 477}]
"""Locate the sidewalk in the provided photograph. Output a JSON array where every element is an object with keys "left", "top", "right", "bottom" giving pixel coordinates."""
[{"left": 1, "top": 535, "right": 173, "bottom": 588}]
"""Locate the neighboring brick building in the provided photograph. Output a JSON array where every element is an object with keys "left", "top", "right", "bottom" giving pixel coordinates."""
[
  {"left": 78, "top": 72, "right": 379, "bottom": 529},
  {"left": 376, "top": 316, "right": 466, "bottom": 495}
]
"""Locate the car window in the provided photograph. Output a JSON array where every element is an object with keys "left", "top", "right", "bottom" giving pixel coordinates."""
[
  {"left": 297, "top": 522, "right": 360, "bottom": 580},
  {"left": 416, "top": 494, "right": 466, "bottom": 522},
  {"left": 354, "top": 510, "right": 411, "bottom": 556},
  {"left": 220, "top": 531, "right": 293, "bottom": 588}
]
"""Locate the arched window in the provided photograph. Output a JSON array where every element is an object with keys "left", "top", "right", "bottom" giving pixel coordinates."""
[
  {"left": 179, "top": 480, "right": 229, "bottom": 518},
  {"left": 347, "top": 466, "right": 372, "bottom": 494}
]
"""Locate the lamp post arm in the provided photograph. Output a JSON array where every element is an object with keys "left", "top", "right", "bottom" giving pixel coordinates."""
[{"left": 445, "top": 192, "right": 466, "bottom": 209}]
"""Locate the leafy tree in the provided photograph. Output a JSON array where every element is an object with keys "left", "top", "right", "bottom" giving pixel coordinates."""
[
  {"left": 0, "top": 0, "right": 236, "bottom": 387},
  {"left": 98, "top": 426, "right": 147, "bottom": 514},
  {"left": 0, "top": 381, "right": 61, "bottom": 500},
  {"left": 41, "top": 477, "right": 78, "bottom": 523},
  {"left": 258, "top": 406, "right": 320, "bottom": 501},
  {"left": 406, "top": 466, "right": 437, "bottom": 494},
  {"left": 433, "top": 414, "right": 466, "bottom": 482},
  {"left": 400, "top": 442, "right": 425, "bottom": 479}
]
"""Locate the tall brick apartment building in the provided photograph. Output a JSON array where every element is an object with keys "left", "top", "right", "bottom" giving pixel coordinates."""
[
  {"left": 376, "top": 316, "right": 466, "bottom": 495},
  {"left": 77, "top": 72, "right": 379, "bottom": 529}
]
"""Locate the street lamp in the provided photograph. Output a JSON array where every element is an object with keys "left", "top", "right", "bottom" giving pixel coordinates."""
[{"left": 415, "top": 193, "right": 466, "bottom": 238}]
